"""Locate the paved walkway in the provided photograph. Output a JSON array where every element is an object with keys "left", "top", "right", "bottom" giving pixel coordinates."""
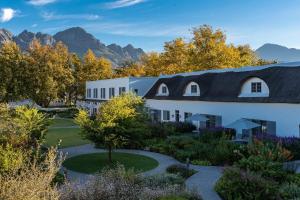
[{"left": 60, "top": 144, "right": 222, "bottom": 200}]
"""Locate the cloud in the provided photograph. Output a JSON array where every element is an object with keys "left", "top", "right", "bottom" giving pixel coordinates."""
[
  {"left": 41, "top": 12, "right": 101, "bottom": 21},
  {"left": 31, "top": 23, "right": 38, "bottom": 27},
  {"left": 0, "top": 8, "right": 16, "bottom": 22},
  {"left": 27, "top": 0, "right": 57, "bottom": 6},
  {"left": 83, "top": 22, "right": 192, "bottom": 38},
  {"left": 105, "top": 0, "right": 146, "bottom": 9}
]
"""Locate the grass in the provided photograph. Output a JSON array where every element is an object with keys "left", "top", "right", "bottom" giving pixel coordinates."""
[
  {"left": 49, "top": 118, "right": 76, "bottom": 128},
  {"left": 63, "top": 152, "right": 159, "bottom": 174},
  {"left": 44, "top": 118, "right": 90, "bottom": 148}
]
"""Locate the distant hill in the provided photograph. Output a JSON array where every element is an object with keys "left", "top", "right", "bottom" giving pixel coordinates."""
[
  {"left": 0, "top": 27, "right": 145, "bottom": 66},
  {"left": 256, "top": 43, "right": 300, "bottom": 62}
]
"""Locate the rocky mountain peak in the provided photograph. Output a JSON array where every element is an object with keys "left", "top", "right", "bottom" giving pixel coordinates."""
[
  {"left": 0, "top": 29, "right": 13, "bottom": 44},
  {"left": 0, "top": 27, "right": 145, "bottom": 66}
]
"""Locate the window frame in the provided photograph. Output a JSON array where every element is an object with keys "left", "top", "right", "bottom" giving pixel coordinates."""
[
  {"left": 191, "top": 85, "right": 198, "bottom": 93},
  {"left": 162, "top": 110, "right": 170, "bottom": 121},
  {"left": 162, "top": 86, "right": 167, "bottom": 94},
  {"left": 119, "top": 87, "right": 126, "bottom": 95},
  {"left": 251, "top": 82, "right": 262, "bottom": 93},
  {"left": 93, "top": 88, "right": 98, "bottom": 98},
  {"left": 86, "top": 88, "right": 92, "bottom": 98},
  {"left": 109, "top": 88, "right": 115, "bottom": 99}
]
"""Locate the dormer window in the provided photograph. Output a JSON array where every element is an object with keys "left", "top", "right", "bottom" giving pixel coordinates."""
[
  {"left": 157, "top": 83, "right": 169, "bottom": 96},
  {"left": 239, "top": 77, "right": 269, "bottom": 98},
  {"left": 251, "top": 82, "right": 262, "bottom": 93},
  {"left": 184, "top": 82, "right": 200, "bottom": 96}
]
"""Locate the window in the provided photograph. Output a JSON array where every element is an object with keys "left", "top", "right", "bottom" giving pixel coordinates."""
[
  {"left": 162, "top": 86, "right": 167, "bottom": 94},
  {"left": 191, "top": 85, "right": 198, "bottom": 93},
  {"left": 86, "top": 88, "right": 91, "bottom": 98},
  {"left": 119, "top": 87, "right": 126, "bottom": 95},
  {"left": 251, "top": 82, "right": 262, "bottom": 93},
  {"left": 109, "top": 88, "right": 115, "bottom": 99},
  {"left": 184, "top": 112, "right": 192, "bottom": 121},
  {"left": 100, "top": 88, "right": 106, "bottom": 99},
  {"left": 134, "top": 89, "right": 138, "bottom": 94},
  {"left": 163, "top": 110, "right": 170, "bottom": 121},
  {"left": 93, "top": 88, "right": 98, "bottom": 98},
  {"left": 92, "top": 108, "right": 97, "bottom": 115}
]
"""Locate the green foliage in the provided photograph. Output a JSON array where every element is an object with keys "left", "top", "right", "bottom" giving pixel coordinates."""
[
  {"left": 215, "top": 139, "right": 298, "bottom": 200},
  {"left": 166, "top": 164, "right": 197, "bottom": 179},
  {"left": 279, "top": 183, "right": 300, "bottom": 199},
  {"left": 215, "top": 167, "right": 279, "bottom": 200},
  {"left": 0, "top": 104, "right": 48, "bottom": 148},
  {"left": 75, "top": 93, "right": 149, "bottom": 161},
  {"left": 0, "top": 144, "right": 25, "bottom": 173}
]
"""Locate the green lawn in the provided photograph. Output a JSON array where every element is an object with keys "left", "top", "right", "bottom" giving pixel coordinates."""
[
  {"left": 63, "top": 152, "right": 159, "bottom": 174},
  {"left": 49, "top": 118, "right": 77, "bottom": 128},
  {"left": 45, "top": 118, "right": 90, "bottom": 148}
]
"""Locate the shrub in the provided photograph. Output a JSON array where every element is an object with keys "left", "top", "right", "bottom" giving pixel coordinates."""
[
  {"left": 148, "top": 122, "right": 176, "bottom": 139},
  {"left": 0, "top": 144, "right": 25, "bottom": 173},
  {"left": 0, "top": 147, "right": 62, "bottom": 200},
  {"left": 61, "top": 165, "right": 201, "bottom": 200},
  {"left": 191, "top": 160, "right": 211, "bottom": 166},
  {"left": 166, "top": 122, "right": 196, "bottom": 133},
  {"left": 215, "top": 167, "right": 279, "bottom": 200},
  {"left": 199, "top": 127, "right": 234, "bottom": 143},
  {"left": 279, "top": 183, "right": 300, "bottom": 199},
  {"left": 254, "top": 133, "right": 300, "bottom": 160},
  {"left": 166, "top": 164, "right": 196, "bottom": 179},
  {"left": 144, "top": 173, "right": 185, "bottom": 187}
]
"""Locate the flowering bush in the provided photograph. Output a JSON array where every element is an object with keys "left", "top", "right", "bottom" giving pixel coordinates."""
[
  {"left": 60, "top": 165, "right": 201, "bottom": 200},
  {"left": 254, "top": 133, "right": 300, "bottom": 160}
]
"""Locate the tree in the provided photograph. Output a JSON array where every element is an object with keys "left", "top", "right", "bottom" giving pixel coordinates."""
[
  {"left": 75, "top": 93, "right": 149, "bottom": 162},
  {"left": 26, "top": 40, "right": 74, "bottom": 107},
  {"left": 142, "top": 52, "right": 163, "bottom": 76},
  {"left": 0, "top": 42, "right": 26, "bottom": 102},
  {"left": 76, "top": 49, "right": 113, "bottom": 97},
  {"left": 141, "top": 25, "right": 265, "bottom": 75},
  {"left": 114, "top": 61, "right": 145, "bottom": 77}
]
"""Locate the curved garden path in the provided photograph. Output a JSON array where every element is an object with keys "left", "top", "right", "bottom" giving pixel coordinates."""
[{"left": 60, "top": 144, "right": 222, "bottom": 200}]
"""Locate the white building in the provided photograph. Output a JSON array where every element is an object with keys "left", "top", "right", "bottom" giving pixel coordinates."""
[
  {"left": 144, "top": 64, "right": 300, "bottom": 137},
  {"left": 77, "top": 77, "right": 158, "bottom": 115},
  {"left": 81, "top": 62, "right": 300, "bottom": 137}
]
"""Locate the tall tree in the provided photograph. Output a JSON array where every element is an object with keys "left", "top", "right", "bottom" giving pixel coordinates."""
[
  {"left": 26, "top": 40, "right": 74, "bottom": 107},
  {"left": 0, "top": 42, "right": 26, "bottom": 102},
  {"left": 76, "top": 49, "right": 113, "bottom": 97}
]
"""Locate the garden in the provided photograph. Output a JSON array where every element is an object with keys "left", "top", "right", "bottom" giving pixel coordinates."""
[{"left": 2, "top": 92, "right": 300, "bottom": 200}]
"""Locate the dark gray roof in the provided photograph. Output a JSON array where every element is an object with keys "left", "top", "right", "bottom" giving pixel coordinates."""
[{"left": 144, "top": 66, "right": 300, "bottom": 104}]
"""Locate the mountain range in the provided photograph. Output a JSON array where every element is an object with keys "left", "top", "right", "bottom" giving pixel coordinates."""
[
  {"left": 255, "top": 43, "right": 300, "bottom": 62},
  {"left": 0, "top": 27, "right": 145, "bottom": 66},
  {"left": 0, "top": 27, "right": 299, "bottom": 65}
]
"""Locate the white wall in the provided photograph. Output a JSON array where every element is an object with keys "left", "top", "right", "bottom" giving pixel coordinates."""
[{"left": 146, "top": 99, "right": 300, "bottom": 137}]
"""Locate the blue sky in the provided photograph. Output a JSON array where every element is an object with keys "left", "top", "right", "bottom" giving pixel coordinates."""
[{"left": 0, "top": 0, "right": 300, "bottom": 51}]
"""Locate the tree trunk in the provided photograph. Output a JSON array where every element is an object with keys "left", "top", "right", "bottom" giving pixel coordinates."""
[{"left": 108, "top": 145, "right": 112, "bottom": 163}]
